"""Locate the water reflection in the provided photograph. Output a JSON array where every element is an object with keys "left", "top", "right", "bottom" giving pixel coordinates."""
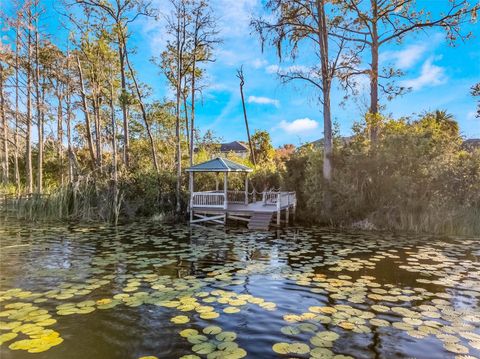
[{"left": 0, "top": 219, "right": 479, "bottom": 358}]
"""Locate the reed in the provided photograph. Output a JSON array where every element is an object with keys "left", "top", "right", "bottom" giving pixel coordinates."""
[{"left": 1, "top": 170, "right": 183, "bottom": 223}]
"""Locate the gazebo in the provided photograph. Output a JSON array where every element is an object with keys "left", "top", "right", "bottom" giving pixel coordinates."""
[{"left": 186, "top": 157, "right": 296, "bottom": 229}]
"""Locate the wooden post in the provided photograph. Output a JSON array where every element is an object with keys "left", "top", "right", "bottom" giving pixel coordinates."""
[
  {"left": 223, "top": 172, "right": 228, "bottom": 210},
  {"left": 285, "top": 192, "right": 290, "bottom": 225},
  {"left": 276, "top": 193, "right": 280, "bottom": 226},
  {"left": 244, "top": 175, "right": 248, "bottom": 205},
  {"left": 189, "top": 172, "right": 194, "bottom": 223},
  {"left": 215, "top": 173, "right": 219, "bottom": 191}
]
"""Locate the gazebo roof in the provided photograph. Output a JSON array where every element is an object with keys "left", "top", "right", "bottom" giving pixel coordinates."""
[{"left": 186, "top": 157, "right": 253, "bottom": 172}]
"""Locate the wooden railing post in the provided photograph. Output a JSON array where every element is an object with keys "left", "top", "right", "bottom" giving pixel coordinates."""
[
  {"left": 276, "top": 193, "right": 281, "bottom": 225},
  {"left": 190, "top": 193, "right": 194, "bottom": 223}
]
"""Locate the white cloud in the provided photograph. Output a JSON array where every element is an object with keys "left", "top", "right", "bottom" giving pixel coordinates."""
[
  {"left": 266, "top": 64, "right": 280, "bottom": 74},
  {"left": 142, "top": 0, "right": 261, "bottom": 61},
  {"left": 401, "top": 57, "right": 447, "bottom": 90},
  {"left": 395, "top": 44, "right": 427, "bottom": 69},
  {"left": 279, "top": 118, "right": 319, "bottom": 134},
  {"left": 381, "top": 44, "right": 427, "bottom": 70},
  {"left": 266, "top": 64, "right": 310, "bottom": 75},
  {"left": 380, "top": 34, "right": 443, "bottom": 70},
  {"left": 251, "top": 58, "right": 268, "bottom": 69},
  {"left": 247, "top": 95, "right": 279, "bottom": 107},
  {"left": 213, "top": 0, "right": 259, "bottom": 38}
]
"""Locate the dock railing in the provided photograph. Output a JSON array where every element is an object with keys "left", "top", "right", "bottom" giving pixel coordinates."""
[
  {"left": 227, "top": 190, "right": 247, "bottom": 204},
  {"left": 263, "top": 191, "right": 296, "bottom": 209},
  {"left": 191, "top": 191, "right": 227, "bottom": 209},
  {"left": 191, "top": 190, "right": 296, "bottom": 211}
]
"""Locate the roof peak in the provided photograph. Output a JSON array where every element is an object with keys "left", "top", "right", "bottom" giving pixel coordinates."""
[{"left": 186, "top": 157, "right": 252, "bottom": 172}]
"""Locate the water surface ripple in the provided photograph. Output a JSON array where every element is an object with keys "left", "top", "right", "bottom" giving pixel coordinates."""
[{"left": 0, "top": 219, "right": 479, "bottom": 359}]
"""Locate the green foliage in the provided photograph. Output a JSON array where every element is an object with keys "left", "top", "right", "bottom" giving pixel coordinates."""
[
  {"left": 251, "top": 130, "right": 275, "bottom": 164},
  {"left": 286, "top": 112, "right": 480, "bottom": 235}
]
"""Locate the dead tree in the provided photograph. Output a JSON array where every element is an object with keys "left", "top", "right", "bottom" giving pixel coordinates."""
[{"left": 236, "top": 67, "right": 256, "bottom": 166}]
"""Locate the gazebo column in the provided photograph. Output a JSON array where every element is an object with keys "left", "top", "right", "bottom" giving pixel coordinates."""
[
  {"left": 244, "top": 175, "right": 248, "bottom": 205},
  {"left": 223, "top": 172, "right": 228, "bottom": 224},
  {"left": 189, "top": 172, "right": 194, "bottom": 223},
  {"left": 215, "top": 173, "right": 219, "bottom": 191},
  {"left": 223, "top": 172, "right": 228, "bottom": 210}
]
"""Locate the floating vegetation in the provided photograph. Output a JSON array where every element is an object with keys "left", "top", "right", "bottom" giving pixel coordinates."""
[{"left": 0, "top": 220, "right": 479, "bottom": 358}]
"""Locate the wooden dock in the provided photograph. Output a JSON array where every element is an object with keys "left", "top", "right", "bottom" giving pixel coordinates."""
[
  {"left": 186, "top": 157, "right": 296, "bottom": 230},
  {"left": 190, "top": 190, "right": 296, "bottom": 229}
]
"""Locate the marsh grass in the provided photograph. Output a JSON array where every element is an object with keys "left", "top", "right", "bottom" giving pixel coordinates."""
[
  {"left": 1, "top": 171, "right": 181, "bottom": 223},
  {"left": 4, "top": 180, "right": 120, "bottom": 222}
]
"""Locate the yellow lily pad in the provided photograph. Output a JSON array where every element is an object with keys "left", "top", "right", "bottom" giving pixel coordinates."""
[
  {"left": 272, "top": 342, "right": 290, "bottom": 354},
  {"left": 200, "top": 312, "right": 219, "bottom": 320},
  {"left": 223, "top": 307, "right": 240, "bottom": 314},
  {"left": 289, "top": 342, "right": 310, "bottom": 354},
  {"left": 180, "top": 329, "right": 199, "bottom": 338},
  {"left": 171, "top": 315, "right": 190, "bottom": 324}
]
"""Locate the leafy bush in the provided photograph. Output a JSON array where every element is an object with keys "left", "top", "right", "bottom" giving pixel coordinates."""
[{"left": 286, "top": 112, "right": 480, "bottom": 235}]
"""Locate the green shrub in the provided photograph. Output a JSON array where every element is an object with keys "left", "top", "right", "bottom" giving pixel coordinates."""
[{"left": 286, "top": 112, "right": 480, "bottom": 235}]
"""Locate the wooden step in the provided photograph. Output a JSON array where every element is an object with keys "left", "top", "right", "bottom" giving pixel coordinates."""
[{"left": 248, "top": 212, "right": 273, "bottom": 230}]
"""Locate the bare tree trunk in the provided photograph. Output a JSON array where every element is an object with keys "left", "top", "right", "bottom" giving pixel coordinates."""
[
  {"left": 56, "top": 90, "right": 64, "bottom": 185},
  {"left": 189, "top": 0, "right": 217, "bottom": 166},
  {"left": 66, "top": 91, "right": 73, "bottom": 183},
  {"left": 0, "top": 63, "right": 8, "bottom": 184},
  {"left": 117, "top": 33, "right": 129, "bottom": 168},
  {"left": 26, "top": 11, "right": 33, "bottom": 194},
  {"left": 182, "top": 77, "right": 190, "bottom": 155},
  {"left": 76, "top": 56, "right": 97, "bottom": 168},
  {"left": 237, "top": 68, "right": 256, "bottom": 165},
  {"left": 34, "top": 18, "right": 43, "bottom": 193},
  {"left": 109, "top": 79, "right": 119, "bottom": 224},
  {"left": 316, "top": 0, "right": 333, "bottom": 208},
  {"left": 66, "top": 50, "right": 73, "bottom": 183},
  {"left": 109, "top": 82, "right": 118, "bottom": 184},
  {"left": 122, "top": 37, "right": 160, "bottom": 175},
  {"left": 14, "top": 24, "right": 20, "bottom": 194},
  {"left": 92, "top": 96, "right": 102, "bottom": 169},
  {"left": 174, "top": 11, "right": 185, "bottom": 215},
  {"left": 175, "top": 89, "right": 182, "bottom": 214},
  {"left": 369, "top": 0, "right": 379, "bottom": 143},
  {"left": 189, "top": 58, "right": 195, "bottom": 166},
  {"left": 322, "top": 90, "right": 332, "bottom": 182}
]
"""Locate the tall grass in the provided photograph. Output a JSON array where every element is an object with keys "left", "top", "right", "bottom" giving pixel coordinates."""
[
  {"left": 1, "top": 171, "right": 184, "bottom": 223},
  {"left": 2, "top": 180, "right": 122, "bottom": 223}
]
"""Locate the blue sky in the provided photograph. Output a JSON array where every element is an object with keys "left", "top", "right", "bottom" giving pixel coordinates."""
[
  {"left": 137, "top": 0, "right": 480, "bottom": 146},
  {"left": 3, "top": 0, "right": 480, "bottom": 146}
]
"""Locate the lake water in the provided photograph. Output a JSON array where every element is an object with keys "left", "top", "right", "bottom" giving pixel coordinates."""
[{"left": 0, "top": 219, "right": 479, "bottom": 359}]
